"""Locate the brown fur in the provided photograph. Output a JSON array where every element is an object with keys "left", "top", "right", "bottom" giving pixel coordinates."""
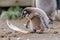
[
  {"left": 22, "top": 7, "right": 49, "bottom": 32},
  {"left": 26, "top": 15, "right": 44, "bottom": 31}
]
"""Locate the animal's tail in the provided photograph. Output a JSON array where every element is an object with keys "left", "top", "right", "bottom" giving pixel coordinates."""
[{"left": 37, "top": 8, "right": 50, "bottom": 28}]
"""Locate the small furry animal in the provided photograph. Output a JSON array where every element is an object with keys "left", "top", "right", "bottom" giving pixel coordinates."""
[
  {"left": 26, "top": 15, "right": 44, "bottom": 33},
  {"left": 36, "top": 0, "right": 57, "bottom": 24},
  {"left": 21, "top": 7, "right": 50, "bottom": 33}
]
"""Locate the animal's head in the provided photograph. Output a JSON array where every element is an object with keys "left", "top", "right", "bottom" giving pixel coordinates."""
[{"left": 21, "top": 7, "right": 32, "bottom": 19}]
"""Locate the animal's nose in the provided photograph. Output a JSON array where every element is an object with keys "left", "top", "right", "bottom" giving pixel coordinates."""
[{"left": 19, "top": 16, "right": 25, "bottom": 19}]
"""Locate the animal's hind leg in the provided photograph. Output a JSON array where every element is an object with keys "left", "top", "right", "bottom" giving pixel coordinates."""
[
  {"left": 38, "top": 27, "right": 44, "bottom": 34},
  {"left": 49, "top": 10, "right": 56, "bottom": 24},
  {"left": 26, "top": 20, "right": 36, "bottom": 33},
  {"left": 38, "top": 23, "right": 44, "bottom": 34},
  {"left": 29, "top": 21, "right": 36, "bottom": 33}
]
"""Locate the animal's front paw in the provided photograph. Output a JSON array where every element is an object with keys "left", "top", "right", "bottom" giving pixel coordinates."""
[
  {"left": 30, "top": 29, "right": 36, "bottom": 33},
  {"left": 36, "top": 30, "right": 44, "bottom": 34},
  {"left": 49, "top": 19, "right": 53, "bottom": 24},
  {"left": 37, "top": 31, "right": 43, "bottom": 34}
]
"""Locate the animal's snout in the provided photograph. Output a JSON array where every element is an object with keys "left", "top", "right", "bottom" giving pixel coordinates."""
[{"left": 19, "top": 15, "right": 25, "bottom": 19}]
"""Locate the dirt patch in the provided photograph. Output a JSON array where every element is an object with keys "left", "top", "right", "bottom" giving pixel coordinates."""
[{"left": 0, "top": 18, "right": 60, "bottom": 40}]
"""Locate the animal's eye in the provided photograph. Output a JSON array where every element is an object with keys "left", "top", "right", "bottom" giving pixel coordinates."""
[{"left": 23, "top": 11, "right": 27, "bottom": 14}]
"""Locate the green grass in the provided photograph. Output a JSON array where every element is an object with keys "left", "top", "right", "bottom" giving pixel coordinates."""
[{"left": 1, "top": 6, "right": 23, "bottom": 20}]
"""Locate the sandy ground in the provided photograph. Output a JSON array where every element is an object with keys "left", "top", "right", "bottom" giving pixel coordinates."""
[{"left": 0, "top": 17, "right": 60, "bottom": 40}]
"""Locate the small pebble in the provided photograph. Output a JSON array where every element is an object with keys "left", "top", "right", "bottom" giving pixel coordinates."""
[
  {"left": 8, "top": 37, "right": 10, "bottom": 40},
  {"left": 17, "top": 37, "right": 21, "bottom": 40},
  {"left": 13, "top": 35, "right": 17, "bottom": 37},
  {"left": 53, "top": 31, "right": 58, "bottom": 34},
  {"left": 0, "top": 35, "right": 7, "bottom": 38},
  {"left": 1, "top": 28, "right": 4, "bottom": 30},
  {"left": 7, "top": 32, "right": 12, "bottom": 34},
  {"left": 1, "top": 35, "right": 4, "bottom": 38},
  {"left": 14, "top": 31, "right": 18, "bottom": 33},
  {"left": 27, "top": 39, "right": 30, "bottom": 40},
  {"left": 50, "top": 27, "right": 54, "bottom": 29}
]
